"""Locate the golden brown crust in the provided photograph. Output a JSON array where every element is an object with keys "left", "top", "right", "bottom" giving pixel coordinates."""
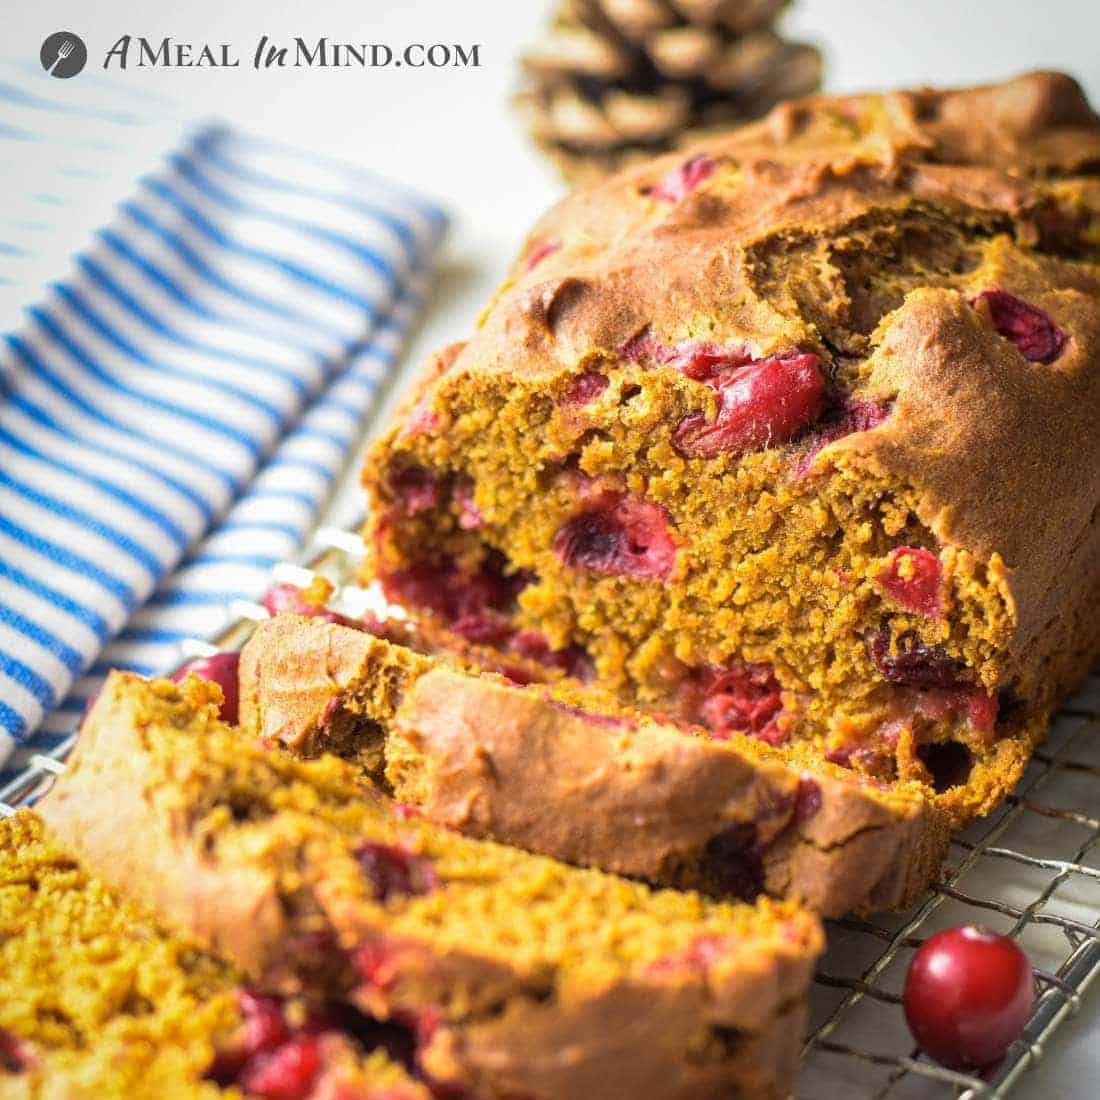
[
  {"left": 241, "top": 616, "right": 948, "bottom": 915},
  {"left": 359, "top": 71, "right": 1100, "bottom": 841},
  {"left": 427, "top": 72, "right": 1100, "bottom": 682},
  {"left": 41, "top": 672, "right": 823, "bottom": 1100}
]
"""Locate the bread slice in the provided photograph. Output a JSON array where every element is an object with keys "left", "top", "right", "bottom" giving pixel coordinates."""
[
  {"left": 239, "top": 612, "right": 948, "bottom": 916},
  {"left": 40, "top": 672, "right": 822, "bottom": 1100},
  {"left": 0, "top": 811, "right": 429, "bottom": 1100},
  {"left": 360, "top": 72, "right": 1100, "bottom": 833}
]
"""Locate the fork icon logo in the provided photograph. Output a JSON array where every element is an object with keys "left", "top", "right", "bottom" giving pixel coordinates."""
[{"left": 40, "top": 32, "right": 87, "bottom": 78}]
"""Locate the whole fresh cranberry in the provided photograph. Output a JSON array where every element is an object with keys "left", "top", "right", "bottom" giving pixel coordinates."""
[
  {"left": 673, "top": 353, "right": 826, "bottom": 459},
  {"left": 904, "top": 925, "right": 1034, "bottom": 1070},
  {"left": 172, "top": 651, "right": 240, "bottom": 725}
]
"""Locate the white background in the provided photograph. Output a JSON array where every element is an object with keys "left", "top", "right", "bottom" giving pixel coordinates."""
[{"left": 4, "top": 2, "right": 1100, "bottom": 1096}]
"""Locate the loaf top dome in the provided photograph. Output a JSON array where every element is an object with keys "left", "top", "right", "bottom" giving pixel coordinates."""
[{"left": 404, "top": 71, "right": 1100, "bottom": 651}]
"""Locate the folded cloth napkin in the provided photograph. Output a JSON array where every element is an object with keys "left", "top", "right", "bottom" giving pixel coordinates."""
[{"left": 0, "top": 118, "right": 447, "bottom": 768}]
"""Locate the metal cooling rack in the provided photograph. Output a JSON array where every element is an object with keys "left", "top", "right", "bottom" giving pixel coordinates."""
[{"left": 3, "top": 523, "right": 1099, "bottom": 1100}]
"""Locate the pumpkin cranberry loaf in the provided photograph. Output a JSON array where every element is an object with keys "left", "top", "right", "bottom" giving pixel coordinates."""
[
  {"left": 362, "top": 71, "right": 1100, "bottom": 829},
  {"left": 240, "top": 611, "right": 947, "bottom": 916},
  {"left": 0, "top": 812, "right": 428, "bottom": 1100},
  {"left": 39, "top": 673, "right": 822, "bottom": 1100}
]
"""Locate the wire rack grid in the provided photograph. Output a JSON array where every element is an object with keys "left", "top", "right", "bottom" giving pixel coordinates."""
[{"left": 2, "top": 523, "right": 1099, "bottom": 1100}]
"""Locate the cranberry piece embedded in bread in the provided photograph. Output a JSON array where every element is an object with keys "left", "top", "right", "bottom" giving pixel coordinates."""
[
  {"left": 240, "top": 1035, "right": 321, "bottom": 1100},
  {"left": 357, "top": 843, "right": 438, "bottom": 902},
  {"left": 381, "top": 556, "right": 530, "bottom": 633},
  {"left": 877, "top": 547, "right": 944, "bottom": 618},
  {"left": 971, "top": 289, "right": 1068, "bottom": 363},
  {"left": 649, "top": 154, "right": 716, "bottom": 203},
  {"left": 868, "top": 630, "right": 964, "bottom": 689},
  {"left": 560, "top": 370, "right": 609, "bottom": 407},
  {"left": 553, "top": 492, "right": 677, "bottom": 580},
  {"left": 0, "top": 1028, "right": 31, "bottom": 1073},
  {"left": 172, "top": 652, "right": 241, "bottom": 725},
  {"left": 673, "top": 353, "right": 826, "bottom": 459},
  {"left": 793, "top": 775, "right": 823, "bottom": 820},
  {"left": 904, "top": 925, "right": 1034, "bottom": 1069},
  {"left": 648, "top": 934, "right": 731, "bottom": 973},
  {"left": 261, "top": 584, "right": 354, "bottom": 627},
  {"left": 388, "top": 465, "right": 441, "bottom": 515},
  {"left": 524, "top": 237, "right": 562, "bottom": 271},
  {"left": 697, "top": 661, "right": 786, "bottom": 744},
  {"left": 452, "top": 475, "right": 484, "bottom": 530}
]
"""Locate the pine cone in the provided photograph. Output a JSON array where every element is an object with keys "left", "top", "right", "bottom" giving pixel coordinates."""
[{"left": 516, "top": 0, "right": 822, "bottom": 185}]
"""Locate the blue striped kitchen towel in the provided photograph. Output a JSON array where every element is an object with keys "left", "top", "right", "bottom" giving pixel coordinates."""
[{"left": 0, "top": 107, "right": 447, "bottom": 768}]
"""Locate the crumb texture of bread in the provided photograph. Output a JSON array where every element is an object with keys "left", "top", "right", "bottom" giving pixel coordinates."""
[
  {"left": 361, "top": 71, "right": 1100, "bottom": 830},
  {"left": 40, "top": 673, "right": 823, "bottom": 1100},
  {"left": 0, "top": 812, "right": 234, "bottom": 1100}
]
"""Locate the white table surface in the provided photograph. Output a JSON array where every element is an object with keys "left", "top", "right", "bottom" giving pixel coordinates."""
[{"left": 5, "top": 2, "right": 1100, "bottom": 1095}]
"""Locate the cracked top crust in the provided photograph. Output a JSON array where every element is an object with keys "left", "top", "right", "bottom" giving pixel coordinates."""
[{"left": 408, "top": 71, "right": 1100, "bottom": 671}]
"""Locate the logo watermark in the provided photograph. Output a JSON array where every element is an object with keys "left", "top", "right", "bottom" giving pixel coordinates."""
[{"left": 40, "top": 32, "right": 87, "bottom": 78}]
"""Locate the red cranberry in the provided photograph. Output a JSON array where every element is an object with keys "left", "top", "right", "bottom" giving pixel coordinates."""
[
  {"left": 172, "top": 651, "right": 240, "bottom": 725},
  {"left": 971, "top": 290, "right": 1067, "bottom": 363},
  {"left": 620, "top": 330, "right": 754, "bottom": 382},
  {"left": 261, "top": 583, "right": 353, "bottom": 627},
  {"left": 963, "top": 687, "right": 999, "bottom": 733},
  {"left": 400, "top": 395, "right": 441, "bottom": 439},
  {"left": 240, "top": 1035, "right": 321, "bottom": 1100},
  {"left": 824, "top": 741, "right": 893, "bottom": 776},
  {"left": 673, "top": 353, "right": 826, "bottom": 459},
  {"left": 357, "top": 843, "right": 438, "bottom": 902},
  {"left": 352, "top": 941, "right": 400, "bottom": 991},
  {"left": 524, "top": 237, "right": 562, "bottom": 271},
  {"left": 509, "top": 630, "right": 592, "bottom": 681},
  {"left": 452, "top": 475, "right": 484, "bottom": 530},
  {"left": 239, "top": 990, "right": 292, "bottom": 1058},
  {"left": 649, "top": 934, "right": 731, "bottom": 974},
  {"left": 797, "top": 396, "right": 892, "bottom": 474},
  {"left": 696, "top": 662, "right": 785, "bottom": 745},
  {"left": 560, "top": 370, "right": 609, "bottom": 407},
  {"left": 904, "top": 926, "right": 1034, "bottom": 1070},
  {"left": 877, "top": 547, "right": 943, "bottom": 618},
  {"left": 648, "top": 154, "right": 716, "bottom": 203},
  {"left": 868, "top": 630, "right": 965, "bottom": 689},
  {"left": 553, "top": 492, "right": 676, "bottom": 581},
  {"left": 793, "top": 775, "right": 823, "bottom": 820},
  {"left": 0, "top": 1028, "right": 31, "bottom": 1074},
  {"left": 380, "top": 555, "right": 529, "bottom": 632},
  {"left": 388, "top": 465, "right": 440, "bottom": 515}
]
